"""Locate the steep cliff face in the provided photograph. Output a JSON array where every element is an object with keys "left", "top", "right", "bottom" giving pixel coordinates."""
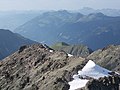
[{"left": 0, "top": 44, "right": 85, "bottom": 90}]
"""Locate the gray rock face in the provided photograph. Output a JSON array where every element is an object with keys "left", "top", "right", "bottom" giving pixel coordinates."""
[
  {"left": 80, "top": 76, "right": 120, "bottom": 90},
  {"left": 0, "top": 44, "right": 85, "bottom": 90}
]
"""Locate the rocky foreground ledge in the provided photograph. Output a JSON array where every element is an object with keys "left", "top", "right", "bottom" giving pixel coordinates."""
[
  {"left": 0, "top": 44, "right": 85, "bottom": 90},
  {"left": 0, "top": 44, "right": 120, "bottom": 90},
  {"left": 81, "top": 75, "right": 120, "bottom": 90}
]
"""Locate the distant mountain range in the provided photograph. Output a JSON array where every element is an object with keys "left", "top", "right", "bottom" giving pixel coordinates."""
[
  {"left": 0, "top": 11, "right": 44, "bottom": 30},
  {"left": 0, "top": 29, "right": 36, "bottom": 60},
  {"left": 1, "top": 8, "right": 120, "bottom": 30},
  {"left": 77, "top": 7, "right": 120, "bottom": 16},
  {"left": 15, "top": 10, "right": 120, "bottom": 50}
]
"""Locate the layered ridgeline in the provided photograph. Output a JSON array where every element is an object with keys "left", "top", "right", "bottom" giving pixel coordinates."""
[
  {"left": 15, "top": 10, "right": 120, "bottom": 50},
  {"left": 1, "top": 8, "right": 120, "bottom": 31},
  {"left": 0, "top": 44, "right": 119, "bottom": 90},
  {"left": 78, "top": 7, "right": 120, "bottom": 16},
  {"left": 51, "top": 42, "right": 93, "bottom": 58},
  {"left": 0, "top": 29, "right": 36, "bottom": 60}
]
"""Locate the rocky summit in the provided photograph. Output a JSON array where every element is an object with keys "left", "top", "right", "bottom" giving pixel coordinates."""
[
  {"left": 0, "top": 44, "right": 120, "bottom": 90},
  {"left": 0, "top": 44, "right": 85, "bottom": 90}
]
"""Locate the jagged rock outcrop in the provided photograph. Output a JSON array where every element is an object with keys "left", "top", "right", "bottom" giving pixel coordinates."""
[
  {"left": 87, "top": 45, "right": 120, "bottom": 73},
  {"left": 80, "top": 75, "right": 120, "bottom": 90},
  {"left": 0, "top": 44, "right": 85, "bottom": 90}
]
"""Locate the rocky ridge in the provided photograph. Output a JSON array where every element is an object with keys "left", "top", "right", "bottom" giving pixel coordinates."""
[
  {"left": 0, "top": 44, "right": 85, "bottom": 90},
  {"left": 0, "top": 44, "right": 120, "bottom": 90},
  {"left": 80, "top": 75, "right": 120, "bottom": 90}
]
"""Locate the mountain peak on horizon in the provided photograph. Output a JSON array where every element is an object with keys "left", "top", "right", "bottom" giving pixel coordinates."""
[{"left": 88, "top": 12, "right": 106, "bottom": 17}]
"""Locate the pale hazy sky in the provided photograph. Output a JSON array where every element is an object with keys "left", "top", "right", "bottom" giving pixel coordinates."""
[{"left": 0, "top": 0, "right": 120, "bottom": 11}]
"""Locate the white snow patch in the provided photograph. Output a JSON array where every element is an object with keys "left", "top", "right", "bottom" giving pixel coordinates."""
[
  {"left": 69, "top": 79, "right": 89, "bottom": 90},
  {"left": 73, "top": 75, "right": 80, "bottom": 80},
  {"left": 78, "top": 60, "right": 110, "bottom": 79},
  {"left": 49, "top": 50, "right": 53, "bottom": 53},
  {"left": 69, "top": 60, "right": 111, "bottom": 90},
  {"left": 67, "top": 53, "right": 73, "bottom": 57}
]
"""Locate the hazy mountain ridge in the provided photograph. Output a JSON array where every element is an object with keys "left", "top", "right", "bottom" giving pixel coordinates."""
[
  {"left": 15, "top": 10, "right": 120, "bottom": 50},
  {"left": 1, "top": 7, "right": 120, "bottom": 30},
  {"left": 0, "top": 29, "right": 37, "bottom": 60},
  {"left": 0, "top": 11, "right": 44, "bottom": 30},
  {"left": 78, "top": 7, "right": 120, "bottom": 16}
]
